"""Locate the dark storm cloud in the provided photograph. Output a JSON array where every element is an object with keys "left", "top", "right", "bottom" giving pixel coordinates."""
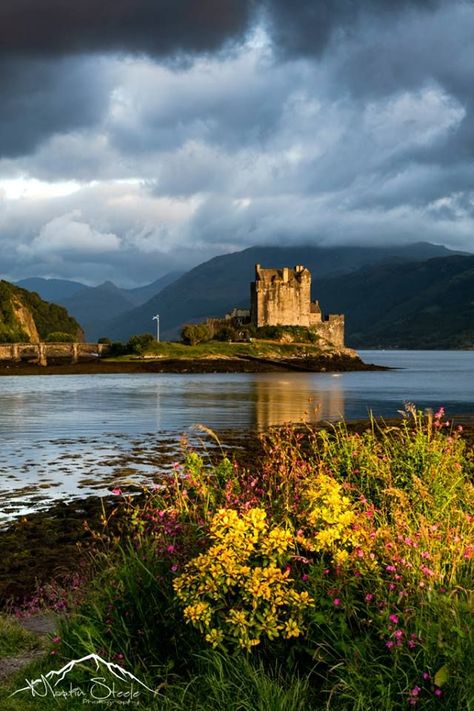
[
  {"left": 262, "top": 0, "right": 440, "bottom": 58},
  {"left": 0, "top": 57, "right": 112, "bottom": 157},
  {"left": 0, "top": 0, "right": 445, "bottom": 61},
  {"left": 0, "top": 0, "right": 255, "bottom": 58}
]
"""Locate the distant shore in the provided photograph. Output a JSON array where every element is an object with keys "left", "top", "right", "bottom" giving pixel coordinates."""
[{"left": 0, "top": 353, "right": 388, "bottom": 376}]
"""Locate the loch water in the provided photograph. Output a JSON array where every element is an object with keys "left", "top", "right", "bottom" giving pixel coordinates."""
[{"left": 1, "top": 350, "right": 473, "bottom": 519}]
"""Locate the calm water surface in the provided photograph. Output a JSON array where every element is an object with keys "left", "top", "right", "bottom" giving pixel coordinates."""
[{"left": 1, "top": 350, "right": 473, "bottom": 519}]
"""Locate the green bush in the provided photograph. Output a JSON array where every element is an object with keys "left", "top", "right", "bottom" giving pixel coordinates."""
[
  {"left": 44, "top": 331, "right": 76, "bottom": 342},
  {"left": 256, "top": 326, "right": 318, "bottom": 343},
  {"left": 126, "top": 333, "right": 156, "bottom": 355},
  {"left": 214, "top": 324, "right": 238, "bottom": 342},
  {"left": 181, "top": 322, "right": 214, "bottom": 345}
]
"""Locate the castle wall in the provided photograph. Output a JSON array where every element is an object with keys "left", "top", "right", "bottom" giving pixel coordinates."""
[{"left": 317, "top": 315, "right": 345, "bottom": 349}]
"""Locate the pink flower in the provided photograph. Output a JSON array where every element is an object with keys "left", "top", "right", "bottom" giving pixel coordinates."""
[
  {"left": 410, "top": 686, "right": 421, "bottom": 698},
  {"left": 385, "top": 640, "right": 394, "bottom": 649},
  {"left": 421, "top": 566, "right": 434, "bottom": 577},
  {"left": 111, "top": 487, "right": 122, "bottom": 495},
  {"left": 394, "top": 629, "right": 403, "bottom": 639},
  {"left": 422, "top": 672, "right": 430, "bottom": 681},
  {"left": 434, "top": 688, "right": 443, "bottom": 697},
  {"left": 386, "top": 565, "right": 396, "bottom": 573},
  {"left": 301, "top": 574, "right": 309, "bottom": 582},
  {"left": 167, "top": 544, "right": 175, "bottom": 553},
  {"left": 171, "top": 564, "right": 178, "bottom": 573},
  {"left": 365, "top": 593, "right": 374, "bottom": 603},
  {"left": 52, "top": 635, "right": 61, "bottom": 644},
  {"left": 333, "top": 598, "right": 341, "bottom": 606},
  {"left": 407, "top": 640, "right": 416, "bottom": 649},
  {"left": 421, "top": 551, "right": 430, "bottom": 559},
  {"left": 389, "top": 614, "right": 399, "bottom": 624}
]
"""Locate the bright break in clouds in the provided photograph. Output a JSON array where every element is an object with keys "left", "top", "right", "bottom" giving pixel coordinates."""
[{"left": 0, "top": 0, "right": 473, "bottom": 285}]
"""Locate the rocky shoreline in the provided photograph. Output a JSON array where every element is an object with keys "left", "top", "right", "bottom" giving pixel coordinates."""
[{"left": 0, "top": 352, "right": 388, "bottom": 376}]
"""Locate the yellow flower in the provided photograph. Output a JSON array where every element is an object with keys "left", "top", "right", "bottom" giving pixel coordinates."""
[
  {"left": 284, "top": 618, "right": 301, "bottom": 639},
  {"left": 205, "top": 628, "right": 224, "bottom": 647}
]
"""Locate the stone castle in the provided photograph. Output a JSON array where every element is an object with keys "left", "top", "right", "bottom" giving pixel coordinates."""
[{"left": 249, "top": 264, "right": 345, "bottom": 348}]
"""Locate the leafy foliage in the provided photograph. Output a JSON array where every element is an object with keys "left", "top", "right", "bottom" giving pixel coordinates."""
[
  {"left": 0, "top": 280, "right": 82, "bottom": 343},
  {"left": 44, "top": 331, "right": 76, "bottom": 342},
  {"left": 126, "top": 333, "right": 156, "bottom": 354},
  {"left": 34, "top": 408, "right": 474, "bottom": 710},
  {"left": 181, "top": 322, "right": 214, "bottom": 345}
]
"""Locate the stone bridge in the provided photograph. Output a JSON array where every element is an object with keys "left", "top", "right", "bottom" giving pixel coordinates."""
[{"left": 0, "top": 342, "right": 110, "bottom": 366}]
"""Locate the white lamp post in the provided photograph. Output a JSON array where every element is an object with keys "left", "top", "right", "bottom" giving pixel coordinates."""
[{"left": 152, "top": 314, "right": 160, "bottom": 342}]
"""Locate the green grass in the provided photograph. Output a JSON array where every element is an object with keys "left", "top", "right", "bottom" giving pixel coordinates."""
[
  {"left": 0, "top": 617, "right": 41, "bottom": 658},
  {"left": 107, "top": 338, "right": 330, "bottom": 361}
]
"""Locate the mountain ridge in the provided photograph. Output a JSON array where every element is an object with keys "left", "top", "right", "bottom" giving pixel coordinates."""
[{"left": 104, "top": 242, "right": 466, "bottom": 341}]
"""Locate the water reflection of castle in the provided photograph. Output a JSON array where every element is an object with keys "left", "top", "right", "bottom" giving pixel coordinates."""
[{"left": 253, "top": 375, "right": 345, "bottom": 429}]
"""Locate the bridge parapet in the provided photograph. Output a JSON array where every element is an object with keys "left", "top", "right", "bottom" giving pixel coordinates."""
[{"left": 0, "top": 342, "right": 110, "bottom": 365}]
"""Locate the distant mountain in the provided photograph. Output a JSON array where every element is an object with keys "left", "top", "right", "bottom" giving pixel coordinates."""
[
  {"left": 315, "top": 255, "right": 474, "bottom": 348},
  {"left": 62, "top": 281, "right": 139, "bottom": 341},
  {"left": 0, "top": 280, "right": 83, "bottom": 342},
  {"left": 16, "top": 277, "right": 86, "bottom": 302},
  {"left": 105, "top": 242, "right": 465, "bottom": 341},
  {"left": 14, "top": 272, "right": 183, "bottom": 340},
  {"left": 125, "top": 271, "right": 183, "bottom": 306}
]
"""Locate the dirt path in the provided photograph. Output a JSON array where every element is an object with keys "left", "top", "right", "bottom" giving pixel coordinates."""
[{"left": 0, "top": 614, "right": 56, "bottom": 683}]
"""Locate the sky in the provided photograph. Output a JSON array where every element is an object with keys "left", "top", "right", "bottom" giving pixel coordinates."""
[{"left": 1, "top": 0, "right": 474, "bottom": 286}]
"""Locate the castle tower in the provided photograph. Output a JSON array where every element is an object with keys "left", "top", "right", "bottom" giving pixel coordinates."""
[{"left": 250, "top": 264, "right": 313, "bottom": 327}]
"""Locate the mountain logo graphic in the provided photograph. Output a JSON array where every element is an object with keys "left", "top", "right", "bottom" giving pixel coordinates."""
[{"left": 10, "top": 652, "right": 159, "bottom": 700}]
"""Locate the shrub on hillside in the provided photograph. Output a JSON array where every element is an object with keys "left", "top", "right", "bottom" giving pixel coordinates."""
[{"left": 45, "top": 331, "right": 76, "bottom": 342}]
